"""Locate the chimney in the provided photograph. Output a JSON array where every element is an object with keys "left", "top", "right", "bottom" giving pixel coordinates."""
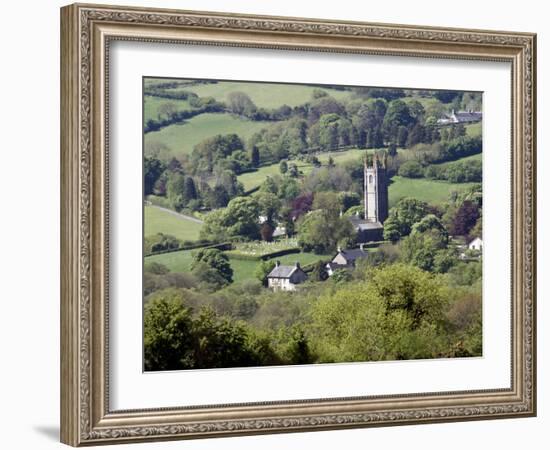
[
  {"left": 275, "top": 261, "right": 280, "bottom": 267},
  {"left": 295, "top": 261, "right": 300, "bottom": 269},
  {"left": 337, "top": 246, "right": 342, "bottom": 253},
  {"left": 359, "top": 243, "right": 365, "bottom": 251}
]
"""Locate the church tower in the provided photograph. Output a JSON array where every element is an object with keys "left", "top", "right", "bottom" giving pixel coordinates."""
[{"left": 364, "top": 153, "right": 388, "bottom": 224}]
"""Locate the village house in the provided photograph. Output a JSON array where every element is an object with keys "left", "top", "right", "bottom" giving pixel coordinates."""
[
  {"left": 326, "top": 246, "right": 369, "bottom": 276},
  {"left": 459, "top": 236, "right": 483, "bottom": 260},
  {"left": 437, "top": 109, "right": 482, "bottom": 125},
  {"left": 267, "top": 261, "right": 308, "bottom": 291},
  {"left": 468, "top": 236, "right": 483, "bottom": 252}
]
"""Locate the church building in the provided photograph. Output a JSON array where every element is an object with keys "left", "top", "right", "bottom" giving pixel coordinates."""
[{"left": 349, "top": 153, "right": 389, "bottom": 243}]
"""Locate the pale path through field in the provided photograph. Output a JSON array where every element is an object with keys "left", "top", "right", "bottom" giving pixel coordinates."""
[{"left": 148, "top": 204, "right": 204, "bottom": 224}]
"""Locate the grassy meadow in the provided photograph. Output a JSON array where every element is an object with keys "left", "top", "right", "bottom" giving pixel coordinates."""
[
  {"left": 144, "top": 205, "right": 202, "bottom": 241},
  {"left": 145, "top": 113, "right": 269, "bottom": 158},
  {"left": 144, "top": 96, "right": 194, "bottom": 123},
  {"left": 465, "top": 122, "right": 482, "bottom": 137},
  {"left": 388, "top": 176, "right": 478, "bottom": 207},
  {"left": 179, "top": 81, "right": 351, "bottom": 108}
]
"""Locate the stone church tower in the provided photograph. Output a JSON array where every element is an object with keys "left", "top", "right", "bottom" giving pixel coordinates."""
[{"left": 363, "top": 153, "right": 388, "bottom": 224}]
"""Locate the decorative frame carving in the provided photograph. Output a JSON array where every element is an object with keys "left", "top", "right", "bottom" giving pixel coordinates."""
[{"left": 60, "top": 3, "right": 536, "bottom": 446}]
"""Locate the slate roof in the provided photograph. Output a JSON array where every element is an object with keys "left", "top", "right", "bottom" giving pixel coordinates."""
[
  {"left": 334, "top": 248, "right": 368, "bottom": 264},
  {"left": 267, "top": 264, "right": 299, "bottom": 279},
  {"left": 437, "top": 110, "right": 482, "bottom": 124},
  {"left": 454, "top": 111, "right": 482, "bottom": 122},
  {"left": 348, "top": 216, "right": 384, "bottom": 231},
  {"left": 326, "top": 262, "right": 346, "bottom": 271}
]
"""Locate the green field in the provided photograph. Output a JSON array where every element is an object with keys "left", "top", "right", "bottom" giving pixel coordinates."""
[
  {"left": 465, "top": 122, "right": 482, "bottom": 137},
  {"left": 180, "top": 81, "right": 351, "bottom": 108},
  {"left": 144, "top": 96, "right": 194, "bottom": 123},
  {"left": 145, "top": 248, "right": 332, "bottom": 283},
  {"left": 433, "top": 152, "right": 482, "bottom": 168},
  {"left": 145, "top": 113, "right": 269, "bottom": 158},
  {"left": 144, "top": 205, "right": 202, "bottom": 241},
  {"left": 145, "top": 249, "right": 195, "bottom": 273},
  {"left": 237, "top": 148, "right": 369, "bottom": 191},
  {"left": 388, "top": 176, "right": 477, "bottom": 207}
]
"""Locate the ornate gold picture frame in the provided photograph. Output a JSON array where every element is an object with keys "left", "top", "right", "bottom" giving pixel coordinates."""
[{"left": 60, "top": 3, "right": 536, "bottom": 446}]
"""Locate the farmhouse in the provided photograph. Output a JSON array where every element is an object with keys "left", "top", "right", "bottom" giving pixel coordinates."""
[
  {"left": 437, "top": 109, "right": 482, "bottom": 125},
  {"left": 326, "top": 247, "right": 368, "bottom": 276},
  {"left": 349, "top": 153, "right": 388, "bottom": 243},
  {"left": 267, "top": 261, "right": 308, "bottom": 291}
]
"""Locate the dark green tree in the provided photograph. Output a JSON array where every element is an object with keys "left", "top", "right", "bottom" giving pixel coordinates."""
[
  {"left": 250, "top": 145, "right": 260, "bottom": 167},
  {"left": 255, "top": 260, "right": 276, "bottom": 286},
  {"left": 144, "top": 156, "right": 165, "bottom": 196},
  {"left": 398, "top": 160, "right": 424, "bottom": 178},
  {"left": 144, "top": 292, "right": 195, "bottom": 371},
  {"left": 191, "top": 248, "right": 233, "bottom": 283}
]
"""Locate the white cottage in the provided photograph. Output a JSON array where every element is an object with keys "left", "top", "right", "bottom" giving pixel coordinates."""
[
  {"left": 468, "top": 237, "right": 483, "bottom": 251},
  {"left": 267, "top": 261, "right": 308, "bottom": 291}
]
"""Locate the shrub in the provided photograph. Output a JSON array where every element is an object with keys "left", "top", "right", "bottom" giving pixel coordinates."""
[{"left": 398, "top": 160, "right": 424, "bottom": 178}]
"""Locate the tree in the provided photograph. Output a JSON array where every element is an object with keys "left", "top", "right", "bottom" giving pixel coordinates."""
[
  {"left": 382, "top": 220, "right": 401, "bottom": 242},
  {"left": 400, "top": 230, "right": 447, "bottom": 272},
  {"left": 208, "top": 184, "right": 230, "bottom": 208},
  {"left": 217, "top": 196, "right": 261, "bottom": 240},
  {"left": 383, "top": 100, "right": 414, "bottom": 139},
  {"left": 157, "top": 102, "right": 177, "bottom": 120},
  {"left": 310, "top": 264, "right": 450, "bottom": 362},
  {"left": 191, "top": 308, "right": 259, "bottom": 368},
  {"left": 213, "top": 169, "right": 244, "bottom": 199},
  {"left": 451, "top": 200, "right": 480, "bottom": 236},
  {"left": 227, "top": 91, "right": 257, "bottom": 116},
  {"left": 191, "top": 134, "right": 244, "bottom": 174},
  {"left": 200, "top": 209, "right": 229, "bottom": 241},
  {"left": 412, "top": 214, "right": 449, "bottom": 242},
  {"left": 279, "top": 160, "right": 288, "bottom": 175},
  {"left": 144, "top": 292, "right": 195, "bottom": 371},
  {"left": 166, "top": 172, "right": 187, "bottom": 211},
  {"left": 191, "top": 248, "right": 233, "bottom": 284},
  {"left": 254, "top": 191, "right": 282, "bottom": 225},
  {"left": 398, "top": 160, "right": 424, "bottom": 178},
  {"left": 291, "top": 193, "right": 314, "bottom": 220},
  {"left": 297, "top": 208, "right": 355, "bottom": 254},
  {"left": 310, "top": 260, "right": 329, "bottom": 281},
  {"left": 183, "top": 176, "right": 197, "bottom": 203},
  {"left": 144, "top": 156, "right": 165, "bottom": 196},
  {"left": 250, "top": 145, "right": 260, "bottom": 167},
  {"left": 434, "top": 90, "right": 461, "bottom": 103},
  {"left": 396, "top": 126, "right": 408, "bottom": 147},
  {"left": 260, "top": 222, "right": 275, "bottom": 242},
  {"left": 383, "top": 197, "right": 430, "bottom": 239},
  {"left": 288, "top": 163, "right": 299, "bottom": 178},
  {"left": 312, "top": 88, "right": 328, "bottom": 99},
  {"left": 255, "top": 260, "right": 276, "bottom": 286},
  {"left": 406, "top": 124, "right": 426, "bottom": 147}
]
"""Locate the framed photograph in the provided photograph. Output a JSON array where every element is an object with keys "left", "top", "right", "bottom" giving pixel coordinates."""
[{"left": 60, "top": 3, "right": 537, "bottom": 446}]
